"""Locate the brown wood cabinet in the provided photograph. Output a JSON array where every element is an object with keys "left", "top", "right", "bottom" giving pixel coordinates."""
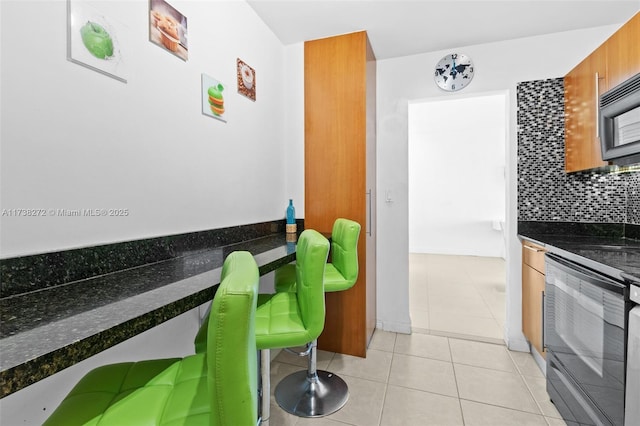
[
  {"left": 304, "top": 31, "right": 376, "bottom": 357},
  {"left": 606, "top": 13, "right": 640, "bottom": 90},
  {"left": 565, "top": 44, "right": 609, "bottom": 172},
  {"left": 522, "top": 241, "right": 546, "bottom": 357},
  {"left": 564, "top": 12, "right": 639, "bottom": 173}
]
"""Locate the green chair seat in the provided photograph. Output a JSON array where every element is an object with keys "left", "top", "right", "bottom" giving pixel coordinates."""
[
  {"left": 44, "top": 251, "right": 260, "bottom": 426},
  {"left": 255, "top": 292, "right": 312, "bottom": 349},
  {"left": 273, "top": 263, "right": 352, "bottom": 293},
  {"left": 44, "top": 356, "right": 208, "bottom": 426}
]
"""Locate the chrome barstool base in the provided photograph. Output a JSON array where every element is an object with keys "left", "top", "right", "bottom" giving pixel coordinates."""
[{"left": 274, "top": 369, "right": 349, "bottom": 417}]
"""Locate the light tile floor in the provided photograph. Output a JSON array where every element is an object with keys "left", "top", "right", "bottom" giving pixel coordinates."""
[
  {"left": 264, "top": 253, "right": 566, "bottom": 425},
  {"left": 409, "top": 253, "right": 507, "bottom": 343},
  {"left": 267, "top": 331, "right": 566, "bottom": 425}
]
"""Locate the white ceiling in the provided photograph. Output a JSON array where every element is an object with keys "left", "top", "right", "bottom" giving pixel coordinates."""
[{"left": 246, "top": 0, "right": 640, "bottom": 60}]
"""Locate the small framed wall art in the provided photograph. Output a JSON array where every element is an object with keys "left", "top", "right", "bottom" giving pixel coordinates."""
[
  {"left": 67, "top": 0, "right": 129, "bottom": 82},
  {"left": 149, "top": 0, "right": 188, "bottom": 61},
  {"left": 202, "top": 73, "right": 227, "bottom": 123},
  {"left": 237, "top": 58, "right": 256, "bottom": 101}
]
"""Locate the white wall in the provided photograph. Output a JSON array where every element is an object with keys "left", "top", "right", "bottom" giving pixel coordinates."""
[
  {"left": 408, "top": 93, "right": 506, "bottom": 258},
  {"left": 0, "top": 0, "right": 288, "bottom": 421},
  {"left": 376, "top": 25, "right": 622, "bottom": 345},
  {"left": 0, "top": 0, "right": 288, "bottom": 258},
  {"left": 282, "top": 42, "right": 305, "bottom": 217}
]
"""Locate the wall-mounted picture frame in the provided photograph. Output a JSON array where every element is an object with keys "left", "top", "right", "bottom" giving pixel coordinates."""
[
  {"left": 202, "top": 74, "right": 227, "bottom": 123},
  {"left": 237, "top": 58, "right": 256, "bottom": 101},
  {"left": 149, "top": 0, "right": 188, "bottom": 61},
  {"left": 67, "top": 0, "right": 128, "bottom": 83}
]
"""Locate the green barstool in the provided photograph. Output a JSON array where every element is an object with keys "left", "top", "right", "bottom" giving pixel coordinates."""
[
  {"left": 194, "top": 229, "right": 331, "bottom": 424},
  {"left": 274, "top": 218, "right": 360, "bottom": 294},
  {"left": 43, "top": 251, "right": 260, "bottom": 426},
  {"left": 257, "top": 229, "right": 335, "bottom": 420},
  {"left": 272, "top": 218, "right": 361, "bottom": 416}
]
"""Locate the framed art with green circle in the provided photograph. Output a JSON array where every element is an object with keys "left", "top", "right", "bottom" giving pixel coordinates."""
[{"left": 67, "top": 0, "right": 129, "bottom": 83}]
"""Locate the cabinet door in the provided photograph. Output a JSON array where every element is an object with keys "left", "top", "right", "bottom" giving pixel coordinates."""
[
  {"left": 364, "top": 36, "right": 377, "bottom": 348},
  {"left": 305, "top": 31, "right": 373, "bottom": 357},
  {"left": 564, "top": 44, "right": 609, "bottom": 172},
  {"left": 522, "top": 263, "right": 546, "bottom": 357},
  {"left": 606, "top": 12, "right": 640, "bottom": 90}
]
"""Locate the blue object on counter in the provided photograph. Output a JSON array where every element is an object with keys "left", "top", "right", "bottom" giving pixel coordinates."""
[{"left": 286, "top": 199, "right": 296, "bottom": 224}]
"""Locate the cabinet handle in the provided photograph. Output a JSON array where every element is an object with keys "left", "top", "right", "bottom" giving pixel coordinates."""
[
  {"left": 541, "top": 290, "right": 546, "bottom": 351},
  {"left": 523, "top": 245, "right": 544, "bottom": 253},
  {"left": 595, "top": 72, "right": 600, "bottom": 140},
  {"left": 366, "top": 190, "right": 372, "bottom": 236}
]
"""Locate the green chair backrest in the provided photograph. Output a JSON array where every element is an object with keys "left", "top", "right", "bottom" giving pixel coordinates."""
[
  {"left": 208, "top": 251, "right": 259, "bottom": 426},
  {"left": 295, "top": 229, "right": 330, "bottom": 341},
  {"left": 330, "top": 218, "right": 361, "bottom": 287}
]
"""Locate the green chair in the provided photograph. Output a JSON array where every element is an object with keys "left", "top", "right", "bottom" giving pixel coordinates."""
[
  {"left": 272, "top": 218, "right": 361, "bottom": 416},
  {"left": 193, "top": 229, "right": 331, "bottom": 424},
  {"left": 274, "top": 218, "right": 361, "bottom": 294},
  {"left": 43, "top": 251, "right": 260, "bottom": 426},
  {"left": 255, "top": 229, "right": 331, "bottom": 421}
]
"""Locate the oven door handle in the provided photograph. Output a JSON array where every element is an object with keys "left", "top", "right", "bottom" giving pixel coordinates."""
[
  {"left": 541, "top": 290, "right": 546, "bottom": 352},
  {"left": 546, "top": 253, "right": 626, "bottom": 294},
  {"left": 621, "top": 272, "right": 640, "bottom": 286}
]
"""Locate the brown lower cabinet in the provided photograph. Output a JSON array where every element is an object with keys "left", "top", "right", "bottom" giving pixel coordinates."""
[{"left": 522, "top": 241, "right": 546, "bottom": 357}]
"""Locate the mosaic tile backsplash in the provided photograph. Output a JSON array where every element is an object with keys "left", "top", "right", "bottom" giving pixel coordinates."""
[{"left": 517, "top": 78, "right": 639, "bottom": 224}]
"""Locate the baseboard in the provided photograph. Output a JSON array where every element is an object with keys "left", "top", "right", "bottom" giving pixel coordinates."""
[
  {"left": 505, "top": 335, "right": 531, "bottom": 353},
  {"left": 531, "top": 346, "right": 547, "bottom": 375},
  {"left": 376, "top": 319, "right": 412, "bottom": 334}
]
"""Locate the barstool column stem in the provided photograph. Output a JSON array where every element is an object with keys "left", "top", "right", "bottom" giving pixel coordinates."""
[
  {"left": 307, "top": 340, "right": 318, "bottom": 379},
  {"left": 260, "top": 349, "right": 270, "bottom": 426}
]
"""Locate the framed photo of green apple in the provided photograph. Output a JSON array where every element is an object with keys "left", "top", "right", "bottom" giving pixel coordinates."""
[
  {"left": 67, "top": 0, "right": 128, "bottom": 83},
  {"left": 202, "top": 74, "right": 227, "bottom": 123},
  {"left": 150, "top": 0, "right": 188, "bottom": 61},
  {"left": 237, "top": 58, "right": 256, "bottom": 101}
]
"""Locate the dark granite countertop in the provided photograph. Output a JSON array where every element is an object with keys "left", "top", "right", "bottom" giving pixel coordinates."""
[
  {"left": 518, "top": 221, "right": 640, "bottom": 283},
  {"left": 0, "top": 233, "right": 297, "bottom": 398}
]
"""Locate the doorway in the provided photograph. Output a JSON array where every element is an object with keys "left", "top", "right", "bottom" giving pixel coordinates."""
[{"left": 408, "top": 92, "right": 507, "bottom": 343}]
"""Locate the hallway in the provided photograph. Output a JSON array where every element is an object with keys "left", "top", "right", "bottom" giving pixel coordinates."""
[{"left": 409, "top": 254, "right": 506, "bottom": 343}]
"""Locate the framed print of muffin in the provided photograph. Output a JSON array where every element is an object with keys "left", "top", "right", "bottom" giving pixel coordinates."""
[
  {"left": 149, "top": 0, "right": 188, "bottom": 61},
  {"left": 237, "top": 58, "right": 256, "bottom": 101},
  {"left": 67, "top": 0, "right": 129, "bottom": 83}
]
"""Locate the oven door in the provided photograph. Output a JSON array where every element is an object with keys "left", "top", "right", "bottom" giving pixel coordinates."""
[{"left": 545, "top": 254, "right": 626, "bottom": 426}]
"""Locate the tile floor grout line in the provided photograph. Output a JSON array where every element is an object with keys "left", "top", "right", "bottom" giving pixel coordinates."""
[
  {"left": 377, "top": 381, "right": 390, "bottom": 426},
  {"left": 447, "top": 336, "right": 468, "bottom": 425},
  {"left": 458, "top": 397, "right": 550, "bottom": 419}
]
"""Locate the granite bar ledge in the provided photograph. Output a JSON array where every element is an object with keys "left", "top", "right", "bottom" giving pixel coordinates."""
[{"left": 0, "top": 226, "right": 300, "bottom": 398}]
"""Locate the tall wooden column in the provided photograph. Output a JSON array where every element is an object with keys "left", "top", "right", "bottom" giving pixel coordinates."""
[{"left": 304, "top": 31, "right": 376, "bottom": 357}]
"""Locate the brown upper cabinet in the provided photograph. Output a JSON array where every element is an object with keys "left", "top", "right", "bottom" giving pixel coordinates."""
[
  {"left": 304, "top": 31, "right": 377, "bottom": 358},
  {"left": 564, "top": 12, "right": 640, "bottom": 173},
  {"left": 607, "top": 13, "right": 640, "bottom": 89}
]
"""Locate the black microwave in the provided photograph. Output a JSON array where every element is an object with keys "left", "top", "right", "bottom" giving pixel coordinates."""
[{"left": 599, "top": 72, "right": 640, "bottom": 166}]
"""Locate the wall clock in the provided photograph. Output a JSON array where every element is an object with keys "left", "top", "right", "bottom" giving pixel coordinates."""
[{"left": 434, "top": 53, "right": 474, "bottom": 92}]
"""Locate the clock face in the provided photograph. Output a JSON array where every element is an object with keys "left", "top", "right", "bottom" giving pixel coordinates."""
[{"left": 434, "top": 53, "right": 474, "bottom": 92}]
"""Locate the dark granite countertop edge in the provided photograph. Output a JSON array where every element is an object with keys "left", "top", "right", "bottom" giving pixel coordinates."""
[
  {"left": 0, "top": 237, "right": 296, "bottom": 398},
  {"left": 517, "top": 221, "right": 640, "bottom": 281},
  {"left": 0, "top": 285, "right": 214, "bottom": 398}
]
